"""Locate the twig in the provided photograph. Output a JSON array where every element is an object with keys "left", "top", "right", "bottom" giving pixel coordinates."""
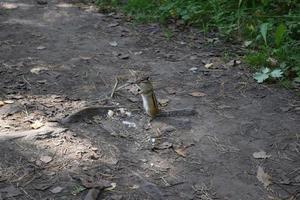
[
  {"left": 110, "top": 77, "right": 119, "bottom": 98},
  {"left": 115, "top": 82, "right": 130, "bottom": 91},
  {"left": 20, "top": 187, "right": 37, "bottom": 200},
  {"left": 22, "top": 75, "right": 31, "bottom": 86},
  {"left": 163, "top": 181, "right": 185, "bottom": 188}
]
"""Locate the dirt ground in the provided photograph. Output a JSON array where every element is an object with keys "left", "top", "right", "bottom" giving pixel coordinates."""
[{"left": 0, "top": 0, "right": 300, "bottom": 199}]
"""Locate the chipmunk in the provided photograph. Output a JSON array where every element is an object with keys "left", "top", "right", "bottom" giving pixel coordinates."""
[{"left": 137, "top": 77, "right": 197, "bottom": 118}]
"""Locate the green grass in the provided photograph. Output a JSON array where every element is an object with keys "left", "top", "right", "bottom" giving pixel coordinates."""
[{"left": 96, "top": 0, "right": 300, "bottom": 85}]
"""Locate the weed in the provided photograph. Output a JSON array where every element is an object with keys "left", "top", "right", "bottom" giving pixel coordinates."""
[{"left": 95, "top": 0, "right": 300, "bottom": 85}]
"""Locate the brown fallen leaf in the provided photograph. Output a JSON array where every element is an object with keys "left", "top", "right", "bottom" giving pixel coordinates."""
[
  {"left": 189, "top": 92, "right": 207, "bottom": 97},
  {"left": 31, "top": 120, "right": 44, "bottom": 129},
  {"left": 174, "top": 147, "right": 187, "bottom": 157},
  {"left": 257, "top": 166, "right": 272, "bottom": 188}
]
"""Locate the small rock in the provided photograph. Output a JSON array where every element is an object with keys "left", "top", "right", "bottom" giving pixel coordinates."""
[{"left": 0, "top": 101, "right": 5, "bottom": 107}]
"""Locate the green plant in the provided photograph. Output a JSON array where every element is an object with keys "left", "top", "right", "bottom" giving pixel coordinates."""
[
  {"left": 94, "top": 0, "right": 300, "bottom": 85},
  {"left": 254, "top": 67, "right": 283, "bottom": 83}
]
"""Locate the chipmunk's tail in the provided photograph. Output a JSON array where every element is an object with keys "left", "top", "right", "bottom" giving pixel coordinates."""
[{"left": 158, "top": 109, "right": 197, "bottom": 117}]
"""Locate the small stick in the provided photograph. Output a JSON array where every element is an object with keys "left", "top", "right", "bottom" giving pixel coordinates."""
[
  {"left": 22, "top": 75, "right": 31, "bottom": 86},
  {"left": 110, "top": 77, "right": 119, "bottom": 98}
]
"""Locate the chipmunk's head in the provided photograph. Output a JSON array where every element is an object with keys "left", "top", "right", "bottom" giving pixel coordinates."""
[{"left": 136, "top": 77, "right": 153, "bottom": 94}]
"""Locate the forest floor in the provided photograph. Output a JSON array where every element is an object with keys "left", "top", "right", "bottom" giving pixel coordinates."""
[{"left": 0, "top": 0, "right": 299, "bottom": 200}]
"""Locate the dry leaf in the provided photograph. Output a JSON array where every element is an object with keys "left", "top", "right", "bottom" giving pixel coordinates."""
[
  {"left": 129, "top": 184, "right": 139, "bottom": 189},
  {"left": 40, "top": 155, "right": 53, "bottom": 163},
  {"left": 107, "top": 110, "right": 114, "bottom": 118},
  {"left": 189, "top": 67, "right": 198, "bottom": 72},
  {"left": 0, "top": 3, "right": 18, "bottom": 9},
  {"left": 189, "top": 92, "right": 207, "bottom": 97},
  {"left": 204, "top": 63, "right": 213, "bottom": 68},
  {"left": 109, "top": 41, "right": 118, "bottom": 47},
  {"left": 158, "top": 99, "right": 169, "bottom": 107},
  {"left": 174, "top": 147, "right": 187, "bottom": 157},
  {"left": 104, "top": 183, "right": 117, "bottom": 191},
  {"left": 154, "top": 142, "right": 173, "bottom": 150},
  {"left": 257, "top": 166, "right": 272, "bottom": 187},
  {"left": 50, "top": 186, "right": 63, "bottom": 194},
  {"left": 31, "top": 120, "right": 44, "bottom": 129},
  {"left": 3, "top": 100, "right": 14, "bottom": 104},
  {"left": 80, "top": 56, "right": 92, "bottom": 60},
  {"left": 253, "top": 151, "right": 271, "bottom": 159},
  {"left": 36, "top": 46, "right": 46, "bottom": 50},
  {"left": 30, "top": 67, "right": 49, "bottom": 74}
]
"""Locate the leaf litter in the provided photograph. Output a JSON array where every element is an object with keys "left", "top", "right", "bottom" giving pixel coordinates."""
[{"left": 256, "top": 166, "right": 272, "bottom": 188}]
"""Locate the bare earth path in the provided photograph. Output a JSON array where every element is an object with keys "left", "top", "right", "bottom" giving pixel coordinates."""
[{"left": 0, "top": 0, "right": 299, "bottom": 199}]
